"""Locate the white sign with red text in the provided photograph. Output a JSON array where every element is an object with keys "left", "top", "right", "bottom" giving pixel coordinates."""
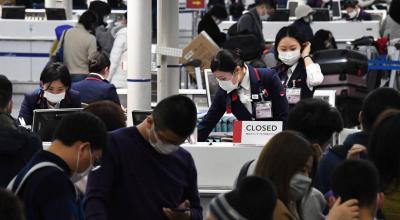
[{"left": 233, "top": 121, "right": 283, "bottom": 145}]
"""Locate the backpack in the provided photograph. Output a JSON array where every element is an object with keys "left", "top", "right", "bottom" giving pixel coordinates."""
[{"left": 50, "top": 25, "right": 73, "bottom": 63}]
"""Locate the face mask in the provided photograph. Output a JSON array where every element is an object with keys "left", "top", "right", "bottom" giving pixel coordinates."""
[
  {"left": 70, "top": 149, "right": 93, "bottom": 183},
  {"left": 325, "top": 41, "right": 332, "bottom": 49},
  {"left": 148, "top": 126, "right": 179, "bottom": 155},
  {"left": 303, "top": 15, "right": 313, "bottom": 23},
  {"left": 217, "top": 77, "right": 238, "bottom": 93},
  {"left": 289, "top": 173, "right": 312, "bottom": 201},
  {"left": 348, "top": 10, "right": 357, "bottom": 19},
  {"left": 278, "top": 49, "right": 301, "bottom": 66},
  {"left": 260, "top": 14, "right": 270, "bottom": 21},
  {"left": 44, "top": 91, "right": 65, "bottom": 104}
]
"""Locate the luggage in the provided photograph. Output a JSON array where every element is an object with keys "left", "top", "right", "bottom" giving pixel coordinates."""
[{"left": 316, "top": 74, "right": 368, "bottom": 99}]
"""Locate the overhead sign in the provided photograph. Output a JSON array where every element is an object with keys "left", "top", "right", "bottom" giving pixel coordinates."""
[
  {"left": 186, "top": 0, "right": 205, "bottom": 9},
  {"left": 233, "top": 121, "right": 283, "bottom": 145}
]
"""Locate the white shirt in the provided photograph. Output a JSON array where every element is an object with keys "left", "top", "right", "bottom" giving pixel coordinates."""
[
  {"left": 286, "top": 62, "right": 324, "bottom": 90},
  {"left": 237, "top": 65, "right": 253, "bottom": 114},
  {"left": 89, "top": 73, "right": 105, "bottom": 80}
]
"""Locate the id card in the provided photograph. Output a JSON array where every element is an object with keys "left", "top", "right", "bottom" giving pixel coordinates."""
[
  {"left": 255, "top": 101, "right": 272, "bottom": 119},
  {"left": 286, "top": 88, "right": 301, "bottom": 104}
]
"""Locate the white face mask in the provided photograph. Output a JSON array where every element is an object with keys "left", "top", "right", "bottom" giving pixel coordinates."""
[
  {"left": 289, "top": 173, "right": 312, "bottom": 201},
  {"left": 148, "top": 126, "right": 179, "bottom": 155},
  {"left": 278, "top": 49, "right": 301, "bottom": 66},
  {"left": 348, "top": 10, "right": 357, "bottom": 19},
  {"left": 70, "top": 149, "right": 93, "bottom": 183},
  {"left": 44, "top": 91, "right": 65, "bottom": 104},
  {"left": 303, "top": 15, "right": 313, "bottom": 23},
  {"left": 217, "top": 78, "right": 238, "bottom": 93}
]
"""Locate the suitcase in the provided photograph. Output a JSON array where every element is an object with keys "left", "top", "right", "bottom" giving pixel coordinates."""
[
  {"left": 312, "top": 49, "right": 369, "bottom": 76},
  {"left": 316, "top": 74, "right": 368, "bottom": 99}
]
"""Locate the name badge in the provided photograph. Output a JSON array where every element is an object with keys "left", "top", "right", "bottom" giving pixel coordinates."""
[
  {"left": 255, "top": 101, "right": 272, "bottom": 119},
  {"left": 251, "top": 94, "right": 259, "bottom": 100},
  {"left": 286, "top": 88, "right": 301, "bottom": 104}
]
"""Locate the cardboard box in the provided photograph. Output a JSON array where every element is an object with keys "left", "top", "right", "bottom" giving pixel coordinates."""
[{"left": 181, "top": 31, "right": 220, "bottom": 72}]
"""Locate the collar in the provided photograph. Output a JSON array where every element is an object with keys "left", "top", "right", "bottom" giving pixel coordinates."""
[
  {"left": 89, "top": 73, "right": 105, "bottom": 80},
  {"left": 239, "top": 65, "right": 250, "bottom": 91},
  {"left": 289, "top": 62, "right": 299, "bottom": 74},
  {"left": 0, "top": 112, "right": 17, "bottom": 130},
  {"left": 39, "top": 150, "right": 71, "bottom": 174}
]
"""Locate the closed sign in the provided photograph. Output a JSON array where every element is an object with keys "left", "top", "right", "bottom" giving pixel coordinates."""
[{"left": 233, "top": 121, "right": 283, "bottom": 145}]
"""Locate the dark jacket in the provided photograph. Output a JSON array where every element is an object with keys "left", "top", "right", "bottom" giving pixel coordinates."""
[
  {"left": 198, "top": 66, "right": 289, "bottom": 141},
  {"left": 291, "top": 19, "right": 314, "bottom": 42},
  {"left": 18, "top": 88, "right": 82, "bottom": 125},
  {"left": 0, "top": 113, "right": 42, "bottom": 188},
  {"left": 237, "top": 8, "right": 265, "bottom": 47},
  {"left": 72, "top": 74, "right": 120, "bottom": 105},
  {"left": 345, "top": 9, "right": 372, "bottom": 21},
  {"left": 198, "top": 14, "right": 227, "bottom": 47},
  {"left": 276, "top": 60, "right": 314, "bottom": 101}
]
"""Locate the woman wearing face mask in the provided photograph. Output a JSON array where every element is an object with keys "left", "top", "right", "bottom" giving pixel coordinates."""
[
  {"left": 291, "top": 5, "right": 315, "bottom": 42},
  {"left": 197, "top": 49, "right": 289, "bottom": 142},
  {"left": 344, "top": 0, "right": 371, "bottom": 21},
  {"left": 19, "top": 63, "right": 81, "bottom": 125},
  {"left": 274, "top": 26, "right": 324, "bottom": 106},
  {"left": 198, "top": 4, "right": 228, "bottom": 47},
  {"left": 254, "top": 131, "right": 318, "bottom": 220},
  {"left": 310, "top": 29, "right": 338, "bottom": 53}
]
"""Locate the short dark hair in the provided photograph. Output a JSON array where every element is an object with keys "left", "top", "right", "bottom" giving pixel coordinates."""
[
  {"left": 207, "top": 4, "right": 228, "bottom": 20},
  {"left": 332, "top": 160, "right": 379, "bottom": 207},
  {"left": 89, "top": 51, "right": 111, "bottom": 73},
  {"left": 152, "top": 95, "right": 197, "bottom": 138},
  {"left": 53, "top": 112, "right": 107, "bottom": 151},
  {"left": 79, "top": 10, "right": 98, "bottom": 31},
  {"left": 40, "top": 63, "right": 71, "bottom": 89},
  {"left": 89, "top": 0, "right": 111, "bottom": 26},
  {"left": 84, "top": 100, "right": 126, "bottom": 131},
  {"left": 369, "top": 112, "right": 400, "bottom": 193},
  {"left": 255, "top": 0, "right": 276, "bottom": 8},
  {"left": 210, "top": 49, "right": 244, "bottom": 73},
  {"left": 287, "top": 98, "right": 343, "bottom": 146},
  {"left": 0, "top": 75, "right": 12, "bottom": 109},
  {"left": 361, "top": 88, "right": 400, "bottom": 132},
  {"left": 344, "top": 0, "right": 358, "bottom": 8},
  {"left": 0, "top": 188, "right": 24, "bottom": 220},
  {"left": 274, "top": 26, "right": 305, "bottom": 62}
]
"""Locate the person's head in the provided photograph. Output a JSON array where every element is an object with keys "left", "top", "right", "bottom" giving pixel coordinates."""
[
  {"left": 40, "top": 63, "right": 71, "bottom": 104},
  {"left": 89, "top": 0, "right": 111, "bottom": 26},
  {"left": 254, "top": 131, "right": 316, "bottom": 207},
  {"left": 88, "top": 51, "right": 111, "bottom": 77},
  {"left": 84, "top": 100, "right": 126, "bottom": 131},
  {"left": 274, "top": 25, "right": 306, "bottom": 66},
  {"left": 359, "top": 88, "right": 400, "bottom": 133},
  {"left": 79, "top": 10, "right": 98, "bottom": 33},
  {"left": 389, "top": 0, "right": 400, "bottom": 24},
  {"left": 344, "top": 0, "right": 360, "bottom": 19},
  {"left": 287, "top": 98, "right": 343, "bottom": 151},
  {"left": 254, "top": 0, "right": 276, "bottom": 17},
  {"left": 0, "top": 188, "right": 25, "bottom": 220},
  {"left": 207, "top": 176, "right": 277, "bottom": 220},
  {"left": 331, "top": 160, "right": 381, "bottom": 216},
  {"left": 369, "top": 111, "right": 400, "bottom": 194},
  {"left": 52, "top": 112, "right": 107, "bottom": 181},
  {"left": 143, "top": 95, "right": 197, "bottom": 154},
  {"left": 0, "top": 75, "right": 13, "bottom": 114},
  {"left": 207, "top": 4, "right": 228, "bottom": 24},
  {"left": 210, "top": 49, "right": 245, "bottom": 93},
  {"left": 311, "top": 29, "right": 337, "bottom": 52},
  {"left": 295, "top": 4, "right": 314, "bottom": 23}
]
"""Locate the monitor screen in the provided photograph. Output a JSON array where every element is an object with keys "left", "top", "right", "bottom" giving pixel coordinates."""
[
  {"left": 269, "top": 9, "right": 290, "bottom": 21},
  {"left": 2, "top": 6, "right": 25, "bottom": 19},
  {"left": 313, "top": 8, "right": 330, "bottom": 21},
  {"left": 331, "top": 1, "right": 341, "bottom": 18},
  {"left": 32, "top": 108, "right": 83, "bottom": 142},
  {"left": 45, "top": 8, "right": 67, "bottom": 20},
  {"left": 287, "top": 1, "right": 298, "bottom": 17},
  {"left": 204, "top": 69, "right": 220, "bottom": 107},
  {"left": 132, "top": 110, "right": 152, "bottom": 125}
]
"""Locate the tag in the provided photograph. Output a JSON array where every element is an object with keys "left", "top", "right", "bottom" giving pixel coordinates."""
[
  {"left": 255, "top": 101, "right": 272, "bottom": 119},
  {"left": 121, "top": 60, "right": 128, "bottom": 71},
  {"left": 286, "top": 88, "right": 301, "bottom": 104},
  {"left": 251, "top": 94, "right": 259, "bottom": 100}
]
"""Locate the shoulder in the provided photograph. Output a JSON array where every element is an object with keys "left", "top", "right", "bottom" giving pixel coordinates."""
[
  {"left": 274, "top": 200, "right": 297, "bottom": 220},
  {"left": 68, "top": 89, "right": 80, "bottom": 98},
  {"left": 25, "top": 88, "right": 41, "bottom": 99}
]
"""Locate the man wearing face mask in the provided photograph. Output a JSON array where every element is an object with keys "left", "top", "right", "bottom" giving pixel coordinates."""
[
  {"left": 84, "top": 95, "right": 202, "bottom": 220},
  {"left": 198, "top": 4, "right": 228, "bottom": 47},
  {"left": 291, "top": 4, "right": 315, "bottom": 42},
  {"left": 198, "top": 49, "right": 288, "bottom": 142},
  {"left": 344, "top": 0, "right": 371, "bottom": 21},
  {"left": 7, "top": 112, "right": 107, "bottom": 220}
]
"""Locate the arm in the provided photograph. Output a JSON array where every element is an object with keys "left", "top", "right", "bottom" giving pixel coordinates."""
[
  {"left": 108, "top": 31, "right": 125, "bottom": 81},
  {"left": 18, "top": 94, "right": 35, "bottom": 125},
  {"left": 88, "top": 36, "right": 98, "bottom": 62},
  {"left": 107, "top": 85, "right": 121, "bottom": 105},
  {"left": 236, "top": 14, "right": 253, "bottom": 34},
  {"left": 185, "top": 154, "right": 202, "bottom": 220},
  {"left": 302, "top": 42, "right": 324, "bottom": 90},
  {"left": 265, "top": 70, "right": 289, "bottom": 123}
]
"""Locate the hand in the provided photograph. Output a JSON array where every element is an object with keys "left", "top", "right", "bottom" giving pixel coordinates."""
[
  {"left": 327, "top": 197, "right": 360, "bottom": 220},
  {"left": 163, "top": 200, "right": 191, "bottom": 220},
  {"left": 301, "top": 42, "right": 311, "bottom": 58},
  {"left": 347, "top": 144, "right": 367, "bottom": 160}
]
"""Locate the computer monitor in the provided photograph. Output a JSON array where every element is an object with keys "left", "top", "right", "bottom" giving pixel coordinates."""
[
  {"left": 287, "top": 1, "right": 298, "bottom": 17},
  {"left": 45, "top": 8, "right": 67, "bottom": 20},
  {"left": 1, "top": 6, "right": 25, "bottom": 19},
  {"left": 269, "top": 9, "right": 290, "bottom": 21},
  {"left": 313, "top": 8, "right": 330, "bottom": 21},
  {"left": 204, "top": 69, "right": 219, "bottom": 107},
  {"left": 132, "top": 110, "right": 152, "bottom": 125},
  {"left": 331, "top": 0, "right": 341, "bottom": 20}
]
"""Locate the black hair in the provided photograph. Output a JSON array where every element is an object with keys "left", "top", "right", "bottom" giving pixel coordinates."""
[
  {"left": 332, "top": 160, "right": 379, "bottom": 207},
  {"left": 389, "top": 0, "right": 400, "bottom": 24},
  {"left": 287, "top": 98, "right": 343, "bottom": 147},
  {"left": 53, "top": 111, "right": 107, "bottom": 151},
  {"left": 124, "top": 12, "right": 127, "bottom": 20},
  {"left": 152, "top": 95, "right": 197, "bottom": 138},
  {"left": 40, "top": 63, "right": 71, "bottom": 89},
  {"left": 0, "top": 188, "right": 24, "bottom": 220},
  {"left": 274, "top": 26, "right": 306, "bottom": 61},
  {"left": 343, "top": 0, "right": 358, "bottom": 8},
  {"left": 89, "top": 0, "right": 111, "bottom": 26},
  {"left": 207, "top": 4, "right": 228, "bottom": 20},
  {"left": 0, "top": 75, "right": 12, "bottom": 109},
  {"left": 361, "top": 88, "right": 400, "bottom": 133},
  {"left": 369, "top": 113, "right": 400, "bottom": 194},
  {"left": 84, "top": 100, "right": 126, "bottom": 131},
  {"left": 311, "top": 29, "right": 337, "bottom": 53},
  {"left": 210, "top": 49, "right": 245, "bottom": 73},
  {"left": 89, "top": 51, "right": 111, "bottom": 74},
  {"left": 79, "top": 10, "right": 98, "bottom": 31},
  {"left": 255, "top": 0, "right": 276, "bottom": 8}
]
